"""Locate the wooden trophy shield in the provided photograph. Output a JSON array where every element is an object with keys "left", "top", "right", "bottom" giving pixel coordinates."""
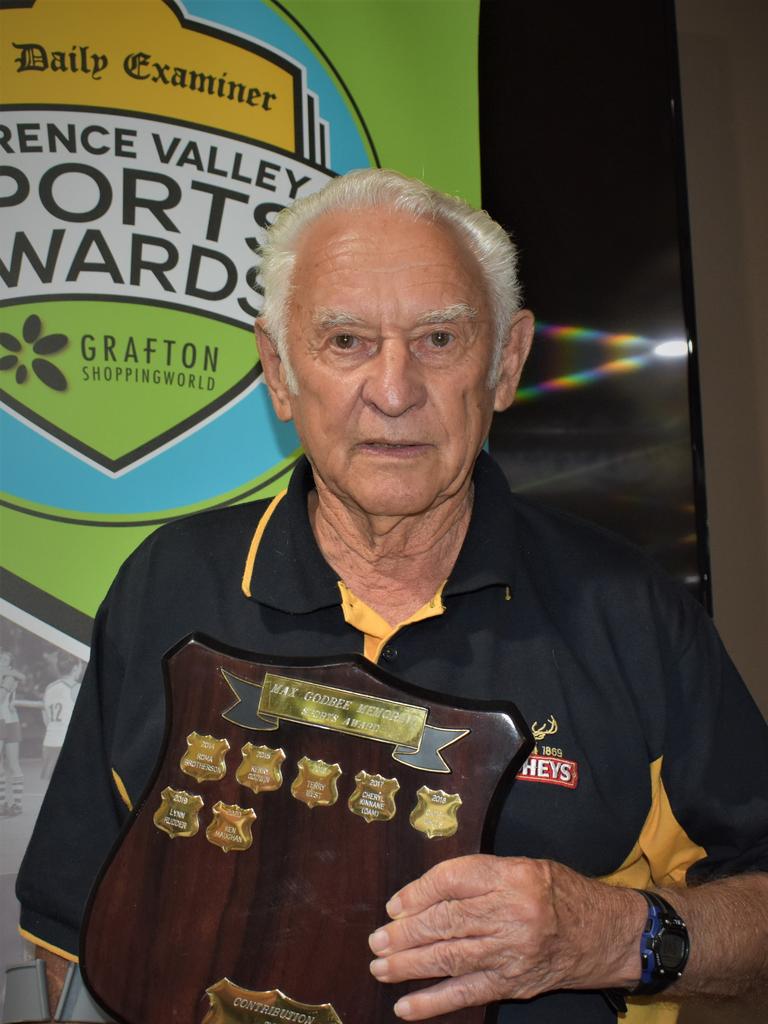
[{"left": 81, "top": 634, "right": 532, "bottom": 1024}]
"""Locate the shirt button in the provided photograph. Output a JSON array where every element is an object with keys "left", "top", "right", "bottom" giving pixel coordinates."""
[{"left": 381, "top": 645, "right": 397, "bottom": 662}]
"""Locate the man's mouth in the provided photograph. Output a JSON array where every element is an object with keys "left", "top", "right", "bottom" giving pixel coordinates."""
[{"left": 357, "top": 440, "right": 431, "bottom": 455}]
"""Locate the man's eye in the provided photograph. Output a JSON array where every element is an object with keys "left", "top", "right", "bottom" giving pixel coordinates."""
[
  {"left": 427, "top": 331, "right": 453, "bottom": 348},
  {"left": 330, "top": 333, "right": 358, "bottom": 350}
]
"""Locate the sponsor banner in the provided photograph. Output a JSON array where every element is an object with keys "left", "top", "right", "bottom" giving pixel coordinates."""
[
  {"left": 0, "top": 1, "right": 366, "bottom": 615},
  {"left": 0, "top": 0, "right": 360, "bottom": 518},
  {"left": 0, "top": 0, "right": 481, "bottom": 619}
]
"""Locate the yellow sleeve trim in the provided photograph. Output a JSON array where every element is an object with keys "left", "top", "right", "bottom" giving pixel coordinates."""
[
  {"left": 623, "top": 999, "right": 680, "bottom": 1024},
  {"left": 639, "top": 757, "right": 708, "bottom": 885},
  {"left": 241, "top": 489, "right": 287, "bottom": 597},
  {"left": 599, "top": 756, "right": 705, "bottom": 1024},
  {"left": 18, "top": 928, "right": 78, "bottom": 963},
  {"left": 111, "top": 768, "right": 133, "bottom": 811},
  {"left": 601, "top": 755, "right": 707, "bottom": 889}
]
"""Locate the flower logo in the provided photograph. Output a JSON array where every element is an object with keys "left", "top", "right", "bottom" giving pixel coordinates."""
[{"left": 0, "top": 314, "right": 68, "bottom": 391}]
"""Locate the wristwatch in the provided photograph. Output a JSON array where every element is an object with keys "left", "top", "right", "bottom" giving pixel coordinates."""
[{"left": 631, "top": 890, "right": 690, "bottom": 996}]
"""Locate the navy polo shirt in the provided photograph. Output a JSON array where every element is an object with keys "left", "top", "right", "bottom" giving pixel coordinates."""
[{"left": 17, "top": 454, "right": 768, "bottom": 1024}]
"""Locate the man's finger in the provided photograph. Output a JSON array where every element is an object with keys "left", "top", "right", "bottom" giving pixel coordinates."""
[
  {"left": 370, "top": 936, "right": 500, "bottom": 984},
  {"left": 385, "top": 854, "right": 504, "bottom": 919},
  {"left": 390, "top": 972, "right": 498, "bottom": 1021},
  {"left": 370, "top": 894, "right": 500, "bottom": 956}
]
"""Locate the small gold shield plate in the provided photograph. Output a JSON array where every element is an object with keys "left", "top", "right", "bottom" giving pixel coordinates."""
[
  {"left": 290, "top": 756, "right": 342, "bottom": 808},
  {"left": 409, "top": 785, "right": 463, "bottom": 839},
  {"left": 203, "top": 979, "right": 343, "bottom": 1024},
  {"left": 205, "top": 800, "right": 257, "bottom": 852},
  {"left": 348, "top": 770, "right": 400, "bottom": 823},
  {"left": 236, "top": 743, "right": 286, "bottom": 794},
  {"left": 180, "top": 731, "right": 230, "bottom": 783},
  {"left": 153, "top": 786, "right": 204, "bottom": 839}
]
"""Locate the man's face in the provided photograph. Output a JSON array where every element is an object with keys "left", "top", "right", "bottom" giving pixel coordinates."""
[{"left": 259, "top": 207, "right": 531, "bottom": 518}]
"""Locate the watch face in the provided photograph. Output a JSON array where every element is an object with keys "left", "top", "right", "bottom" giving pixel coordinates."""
[{"left": 659, "top": 931, "right": 687, "bottom": 969}]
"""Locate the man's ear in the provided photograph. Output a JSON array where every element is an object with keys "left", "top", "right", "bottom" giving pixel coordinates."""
[
  {"left": 255, "top": 319, "right": 294, "bottom": 422},
  {"left": 493, "top": 309, "right": 535, "bottom": 413}
]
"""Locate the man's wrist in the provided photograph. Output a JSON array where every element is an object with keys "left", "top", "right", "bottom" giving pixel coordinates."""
[
  {"left": 551, "top": 866, "right": 647, "bottom": 990},
  {"left": 610, "top": 886, "right": 651, "bottom": 989},
  {"left": 630, "top": 891, "right": 690, "bottom": 996}
]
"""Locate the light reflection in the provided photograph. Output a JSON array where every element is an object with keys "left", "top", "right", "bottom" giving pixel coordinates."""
[
  {"left": 516, "top": 356, "right": 647, "bottom": 402},
  {"left": 535, "top": 322, "right": 648, "bottom": 348},
  {"left": 653, "top": 340, "right": 688, "bottom": 358},
  {"left": 516, "top": 323, "right": 688, "bottom": 402}
]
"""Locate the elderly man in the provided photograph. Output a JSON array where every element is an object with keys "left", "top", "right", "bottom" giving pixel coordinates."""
[{"left": 16, "top": 170, "right": 768, "bottom": 1024}]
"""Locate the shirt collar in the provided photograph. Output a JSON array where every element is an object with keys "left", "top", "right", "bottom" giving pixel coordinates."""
[{"left": 244, "top": 451, "right": 517, "bottom": 613}]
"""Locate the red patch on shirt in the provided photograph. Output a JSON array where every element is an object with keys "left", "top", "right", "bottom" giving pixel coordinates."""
[{"left": 515, "top": 755, "right": 579, "bottom": 789}]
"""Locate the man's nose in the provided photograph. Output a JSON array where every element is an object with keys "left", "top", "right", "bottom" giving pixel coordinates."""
[{"left": 361, "top": 339, "right": 427, "bottom": 417}]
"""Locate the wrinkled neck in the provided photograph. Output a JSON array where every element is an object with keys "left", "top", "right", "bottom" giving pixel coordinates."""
[{"left": 309, "top": 481, "right": 473, "bottom": 626}]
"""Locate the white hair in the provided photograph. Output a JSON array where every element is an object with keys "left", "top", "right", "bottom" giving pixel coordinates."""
[{"left": 258, "top": 168, "right": 522, "bottom": 390}]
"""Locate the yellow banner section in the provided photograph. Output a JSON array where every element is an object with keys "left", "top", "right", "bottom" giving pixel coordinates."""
[{"left": 1, "top": 0, "right": 296, "bottom": 152}]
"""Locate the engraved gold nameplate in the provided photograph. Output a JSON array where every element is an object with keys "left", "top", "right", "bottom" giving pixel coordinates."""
[
  {"left": 222, "top": 670, "right": 469, "bottom": 772},
  {"left": 206, "top": 800, "right": 257, "bottom": 852},
  {"left": 348, "top": 770, "right": 400, "bottom": 823},
  {"left": 153, "top": 787, "right": 204, "bottom": 839},
  {"left": 235, "top": 743, "right": 286, "bottom": 794},
  {"left": 180, "top": 731, "right": 230, "bottom": 783},
  {"left": 291, "top": 756, "right": 342, "bottom": 808},
  {"left": 203, "top": 979, "right": 343, "bottom": 1024},
  {"left": 409, "top": 785, "right": 463, "bottom": 839}
]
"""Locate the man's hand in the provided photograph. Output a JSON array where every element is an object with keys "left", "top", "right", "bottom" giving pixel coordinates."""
[{"left": 367, "top": 854, "right": 645, "bottom": 1021}]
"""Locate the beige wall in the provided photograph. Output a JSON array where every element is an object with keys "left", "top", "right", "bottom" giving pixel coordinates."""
[
  {"left": 676, "top": 0, "right": 768, "bottom": 718},
  {"left": 675, "top": 4, "right": 767, "bottom": 1020}
]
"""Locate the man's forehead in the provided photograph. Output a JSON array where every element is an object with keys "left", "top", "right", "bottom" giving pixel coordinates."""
[
  {"left": 292, "top": 207, "right": 489, "bottom": 312},
  {"left": 297, "top": 206, "right": 476, "bottom": 265}
]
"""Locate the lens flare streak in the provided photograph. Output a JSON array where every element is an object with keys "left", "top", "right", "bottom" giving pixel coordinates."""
[{"left": 515, "top": 322, "right": 685, "bottom": 402}]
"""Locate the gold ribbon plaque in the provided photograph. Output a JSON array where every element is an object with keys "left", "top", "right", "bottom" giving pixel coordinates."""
[{"left": 222, "top": 671, "right": 468, "bottom": 773}]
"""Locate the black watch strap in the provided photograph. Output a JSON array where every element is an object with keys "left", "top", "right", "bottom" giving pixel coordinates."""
[{"left": 630, "top": 890, "right": 690, "bottom": 997}]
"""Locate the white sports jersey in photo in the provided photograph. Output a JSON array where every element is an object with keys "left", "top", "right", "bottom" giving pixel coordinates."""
[
  {"left": 0, "top": 672, "right": 20, "bottom": 725},
  {"left": 42, "top": 679, "right": 80, "bottom": 747}
]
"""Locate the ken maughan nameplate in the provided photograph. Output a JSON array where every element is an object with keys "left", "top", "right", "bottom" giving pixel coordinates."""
[{"left": 81, "top": 634, "right": 532, "bottom": 1024}]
